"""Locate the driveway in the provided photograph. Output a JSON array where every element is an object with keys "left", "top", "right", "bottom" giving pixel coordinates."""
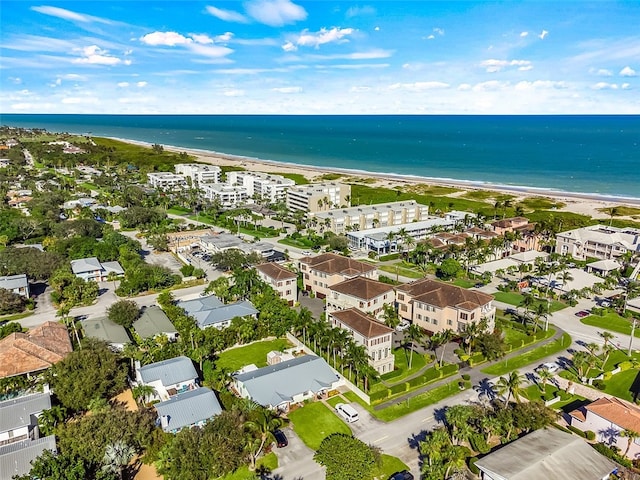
[
  {"left": 271, "top": 426, "right": 325, "bottom": 480},
  {"left": 297, "top": 293, "right": 325, "bottom": 319}
]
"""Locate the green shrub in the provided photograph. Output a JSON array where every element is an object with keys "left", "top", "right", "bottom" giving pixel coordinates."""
[
  {"left": 380, "top": 369, "right": 404, "bottom": 381},
  {"left": 592, "top": 379, "right": 607, "bottom": 390},
  {"left": 558, "top": 391, "right": 571, "bottom": 401},
  {"left": 422, "top": 367, "right": 441, "bottom": 383},
  {"left": 468, "top": 457, "right": 480, "bottom": 475},
  {"left": 469, "top": 433, "right": 490, "bottom": 454},
  {"left": 439, "top": 363, "right": 459, "bottom": 377},
  {"left": 469, "top": 352, "right": 487, "bottom": 366},
  {"left": 454, "top": 348, "right": 465, "bottom": 357},
  {"left": 592, "top": 443, "right": 633, "bottom": 467},
  {"left": 552, "top": 423, "right": 572, "bottom": 434},
  {"left": 379, "top": 253, "right": 400, "bottom": 261},
  {"left": 602, "top": 371, "right": 613, "bottom": 381},
  {"left": 618, "top": 360, "right": 633, "bottom": 371},
  {"left": 408, "top": 376, "right": 424, "bottom": 388},
  {"left": 586, "top": 430, "right": 596, "bottom": 441},
  {"left": 566, "top": 425, "right": 587, "bottom": 438},
  {"left": 369, "top": 389, "right": 390, "bottom": 403},
  {"left": 461, "top": 374, "right": 471, "bottom": 381},
  {"left": 389, "top": 383, "right": 408, "bottom": 395}
]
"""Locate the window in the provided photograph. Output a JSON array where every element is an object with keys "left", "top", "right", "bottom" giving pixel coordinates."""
[
  {"left": 432, "top": 319, "right": 438, "bottom": 325},
  {"left": 460, "top": 313, "right": 468, "bottom": 320},
  {"left": 286, "top": 290, "right": 291, "bottom": 295},
  {"left": 398, "top": 294, "right": 404, "bottom": 301},
  {"left": 417, "top": 314, "right": 422, "bottom": 320},
  {"left": 401, "top": 305, "right": 408, "bottom": 312},
  {"left": 447, "top": 319, "right": 453, "bottom": 326}
]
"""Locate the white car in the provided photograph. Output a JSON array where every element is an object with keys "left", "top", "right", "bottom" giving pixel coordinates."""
[
  {"left": 335, "top": 403, "right": 359, "bottom": 423},
  {"left": 302, "top": 250, "right": 312, "bottom": 256},
  {"left": 396, "top": 321, "right": 411, "bottom": 332},
  {"left": 535, "top": 362, "right": 560, "bottom": 374}
]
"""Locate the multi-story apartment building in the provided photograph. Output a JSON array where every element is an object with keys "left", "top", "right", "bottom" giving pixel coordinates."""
[
  {"left": 491, "top": 216, "right": 540, "bottom": 253},
  {"left": 200, "top": 183, "right": 248, "bottom": 208},
  {"left": 299, "top": 252, "right": 377, "bottom": 299},
  {"left": 329, "top": 308, "right": 394, "bottom": 375},
  {"left": 555, "top": 225, "right": 640, "bottom": 260},
  {"left": 286, "top": 182, "right": 351, "bottom": 214},
  {"left": 396, "top": 278, "right": 495, "bottom": 334},
  {"left": 326, "top": 276, "right": 395, "bottom": 318},
  {"left": 255, "top": 263, "right": 298, "bottom": 305},
  {"left": 147, "top": 172, "right": 187, "bottom": 190},
  {"left": 175, "top": 163, "right": 221, "bottom": 185},
  {"left": 312, "top": 200, "right": 429, "bottom": 234},
  {"left": 227, "top": 171, "right": 295, "bottom": 204}
]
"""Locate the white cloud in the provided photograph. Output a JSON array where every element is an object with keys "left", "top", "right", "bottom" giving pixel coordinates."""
[
  {"left": 426, "top": 34, "right": 435, "bottom": 40},
  {"left": 316, "top": 63, "right": 388, "bottom": 70},
  {"left": 10, "top": 77, "right": 22, "bottom": 84},
  {"left": 301, "top": 49, "right": 393, "bottom": 61},
  {"left": 188, "top": 43, "right": 234, "bottom": 59},
  {"left": 245, "top": 0, "right": 307, "bottom": 26},
  {"left": 433, "top": 28, "right": 445, "bottom": 36},
  {"left": 223, "top": 89, "right": 245, "bottom": 97},
  {"left": 472, "top": 81, "right": 510, "bottom": 91},
  {"left": 520, "top": 31, "right": 529, "bottom": 37},
  {"left": 458, "top": 84, "right": 472, "bottom": 91},
  {"left": 346, "top": 6, "right": 376, "bottom": 18},
  {"left": 191, "top": 34, "right": 214, "bottom": 45},
  {"left": 140, "top": 31, "right": 192, "bottom": 46},
  {"left": 592, "top": 68, "right": 613, "bottom": 76},
  {"left": 592, "top": 82, "right": 618, "bottom": 90},
  {"left": 215, "top": 32, "right": 234, "bottom": 43},
  {"left": 285, "top": 27, "right": 355, "bottom": 50},
  {"left": 350, "top": 86, "right": 371, "bottom": 92},
  {"left": 205, "top": 6, "right": 248, "bottom": 23},
  {"left": 137, "top": 81, "right": 147, "bottom": 87},
  {"left": 272, "top": 86, "right": 302, "bottom": 93},
  {"left": 539, "top": 29, "right": 549, "bottom": 40},
  {"left": 388, "top": 81, "right": 449, "bottom": 91},
  {"left": 480, "top": 59, "right": 532, "bottom": 73},
  {"left": 518, "top": 65, "right": 533, "bottom": 71},
  {"left": 622, "top": 83, "right": 631, "bottom": 89},
  {"left": 31, "top": 5, "right": 113, "bottom": 24},
  {"left": 117, "top": 82, "right": 129, "bottom": 87},
  {"left": 374, "top": 26, "right": 380, "bottom": 31},
  {"left": 514, "top": 80, "right": 568, "bottom": 90},
  {"left": 73, "top": 45, "right": 125, "bottom": 66},
  {"left": 620, "top": 66, "right": 637, "bottom": 77},
  {"left": 61, "top": 96, "right": 99, "bottom": 104}
]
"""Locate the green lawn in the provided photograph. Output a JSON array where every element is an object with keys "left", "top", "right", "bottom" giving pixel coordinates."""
[
  {"left": 215, "top": 338, "right": 293, "bottom": 372},
  {"left": 502, "top": 325, "right": 530, "bottom": 345},
  {"left": 481, "top": 333, "right": 572, "bottom": 376},
  {"left": 218, "top": 453, "right": 278, "bottom": 479},
  {"left": 601, "top": 369, "right": 640, "bottom": 402},
  {"left": 167, "top": 206, "right": 192, "bottom": 215},
  {"left": 378, "top": 264, "right": 423, "bottom": 279},
  {"left": 288, "top": 402, "right": 351, "bottom": 450},
  {"left": 581, "top": 312, "right": 640, "bottom": 338},
  {"left": 453, "top": 278, "right": 475, "bottom": 289},
  {"left": 0, "top": 311, "right": 34, "bottom": 322},
  {"left": 493, "top": 291, "right": 567, "bottom": 312},
  {"left": 520, "top": 384, "right": 586, "bottom": 410},
  {"left": 326, "top": 395, "right": 346, "bottom": 408},
  {"left": 372, "top": 455, "right": 409, "bottom": 479}
]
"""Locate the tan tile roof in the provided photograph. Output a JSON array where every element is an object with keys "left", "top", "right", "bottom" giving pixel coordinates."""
[
  {"left": 330, "top": 308, "right": 393, "bottom": 339},
  {"left": 491, "top": 217, "right": 530, "bottom": 229},
  {"left": 0, "top": 322, "right": 72, "bottom": 378},
  {"left": 329, "top": 277, "right": 393, "bottom": 300},
  {"left": 300, "top": 253, "right": 376, "bottom": 277},
  {"left": 255, "top": 263, "right": 297, "bottom": 281},
  {"left": 583, "top": 397, "right": 640, "bottom": 432},
  {"left": 397, "top": 278, "right": 494, "bottom": 310}
]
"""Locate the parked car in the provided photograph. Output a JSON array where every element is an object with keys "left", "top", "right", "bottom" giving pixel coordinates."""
[
  {"left": 335, "top": 403, "right": 359, "bottom": 423},
  {"left": 273, "top": 429, "right": 288, "bottom": 448},
  {"left": 302, "top": 250, "right": 312, "bottom": 256},
  {"left": 575, "top": 310, "right": 590, "bottom": 318},
  {"left": 396, "top": 321, "right": 411, "bottom": 332},
  {"left": 535, "top": 362, "right": 560, "bottom": 374},
  {"left": 389, "top": 471, "right": 414, "bottom": 480}
]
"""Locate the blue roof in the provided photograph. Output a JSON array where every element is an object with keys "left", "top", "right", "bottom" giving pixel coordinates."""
[
  {"left": 138, "top": 356, "right": 197, "bottom": 387},
  {"left": 0, "top": 435, "right": 56, "bottom": 479},
  {"left": 177, "top": 295, "right": 223, "bottom": 314},
  {"left": 0, "top": 392, "right": 51, "bottom": 433},
  {"left": 234, "top": 356, "right": 338, "bottom": 408},
  {"left": 154, "top": 387, "right": 222, "bottom": 432},
  {"left": 178, "top": 295, "right": 258, "bottom": 328}
]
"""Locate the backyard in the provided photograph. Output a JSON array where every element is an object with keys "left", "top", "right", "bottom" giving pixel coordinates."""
[{"left": 214, "top": 338, "right": 293, "bottom": 372}]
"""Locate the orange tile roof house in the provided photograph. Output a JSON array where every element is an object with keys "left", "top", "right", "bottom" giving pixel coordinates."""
[
  {"left": 569, "top": 396, "right": 640, "bottom": 459},
  {"left": 299, "top": 253, "right": 378, "bottom": 299},
  {"left": 329, "top": 308, "right": 394, "bottom": 374},
  {"left": 327, "top": 276, "right": 395, "bottom": 319},
  {"left": 0, "top": 322, "right": 72, "bottom": 379},
  {"left": 396, "top": 278, "right": 495, "bottom": 334},
  {"left": 255, "top": 263, "right": 298, "bottom": 305}
]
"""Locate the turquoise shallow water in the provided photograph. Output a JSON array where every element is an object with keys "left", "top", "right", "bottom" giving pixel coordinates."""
[{"left": 1, "top": 114, "right": 639, "bottom": 199}]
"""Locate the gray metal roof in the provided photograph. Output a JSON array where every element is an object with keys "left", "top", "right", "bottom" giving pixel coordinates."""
[
  {"left": 133, "top": 306, "right": 177, "bottom": 339},
  {"left": 177, "top": 295, "right": 224, "bottom": 314},
  {"left": 178, "top": 296, "right": 258, "bottom": 328},
  {"left": 154, "top": 387, "right": 222, "bottom": 432},
  {"left": 234, "top": 355, "right": 338, "bottom": 408},
  {"left": 0, "top": 392, "right": 51, "bottom": 433},
  {"left": 101, "top": 261, "right": 124, "bottom": 275},
  {"left": 475, "top": 428, "right": 616, "bottom": 480},
  {"left": 70, "top": 257, "right": 102, "bottom": 274},
  {"left": 138, "top": 356, "right": 197, "bottom": 387},
  {"left": 0, "top": 274, "right": 28, "bottom": 291},
  {"left": 80, "top": 317, "right": 131, "bottom": 345},
  {"left": 0, "top": 435, "right": 56, "bottom": 479}
]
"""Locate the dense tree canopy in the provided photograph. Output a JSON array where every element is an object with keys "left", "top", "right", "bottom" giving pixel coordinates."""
[
  {"left": 107, "top": 299, "right": 140, "bottom": 328},
  {"left": 314, "top": 434, "right": 377, "bottom": 480},
  {"left": 0, "top": 288, "right": 27, "bottom": 315},
  {"left": 0, "top": 246, "right": 63, "bottom": 280}
]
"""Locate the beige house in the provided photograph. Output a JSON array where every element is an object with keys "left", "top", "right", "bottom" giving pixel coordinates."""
[
  {"left": 255, "top": 263, "right": 298, "bottom": 305},
  {"left": 491, "top": 217, "right": 540, "bottom": 253},
  {"left": 396, "top": 278, "right": 495, "bottom": 334},
  {"left": 569, "top": 396, "right": 640, "bottom": 460},
  {"left": 329, "top": 308, "right": 394, "bottom": 375},
  {"left": 326, "top": 276, "right": 395, "bottom": 318},
  {"left": 299, "top": 253, "right": 378, "bottom": 299},
  {"left": 555, "top": 225, "right": 640, "bottom": 261}
]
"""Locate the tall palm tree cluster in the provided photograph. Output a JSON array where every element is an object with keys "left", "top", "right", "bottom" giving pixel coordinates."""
[{"left": 420, "top": 400, "right": 557, "bottom": 480}]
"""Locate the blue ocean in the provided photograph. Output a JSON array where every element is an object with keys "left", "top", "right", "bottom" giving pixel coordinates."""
[{"left": 1, "top": 114, "right": 639, "bottom": 199}]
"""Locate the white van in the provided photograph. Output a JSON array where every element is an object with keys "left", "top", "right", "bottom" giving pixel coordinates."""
[{"left": 335, "top": 403, "right": 359, "bottom": 423}]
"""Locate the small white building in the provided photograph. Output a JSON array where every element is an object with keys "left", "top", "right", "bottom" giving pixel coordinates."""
[
  {"left": 0, "top": 274, "right": 29, "bottom": 298},
  {"left": 147, "top": 172, "right": 187, "bottom": 190},
  {"left": 135, "top": 356, "right": 199, "bottom": 402}
]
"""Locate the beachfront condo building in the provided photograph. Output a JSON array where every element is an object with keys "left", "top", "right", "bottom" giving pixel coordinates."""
[
  {"left": 396, "top": 278, "right": 495, "bottom": 335},
  {"left": 147, "top": 172, "right": 187, "bottom": 191},
  {"left": 286, "top": 182, "right": 351, "bottom": 214},
  {"left": 555, "top": 225, "right": 640, "bottom": 261},
  {"left": 311, "top": 200, "right": 429, "bottom": 234},
  {"left": 175, "top": 163, "right": 222, "bottom": 186},
  {"left": 227, "top": 171, "right": 295, "bottom": 204},
  {"left": 328, "top": 308, "right": 395, "bottom": 375},
  {"left": 299, "top": 252, "right": 378, "bottom": 299},
  {"left": 200, "top": 183, "right": 249, "bottom": 208},
  {"left": 491, "top": 216, "right": 541, "bottom": 254},
  {"left": 326, "top": 276, "right": 395, "bottom": 319}
]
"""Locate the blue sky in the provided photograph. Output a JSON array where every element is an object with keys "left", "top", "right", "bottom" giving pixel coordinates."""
[{"left": 1, "top": 1, "right": 639, "bottom": 114}]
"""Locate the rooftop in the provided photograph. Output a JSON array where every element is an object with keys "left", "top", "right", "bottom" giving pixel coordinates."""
[
  {"left": 255, "top": 263, "right": 297, "bottom": 281},
  {"left": 330, "top": 308, "right": 393, "bottom": 339},
  {"left": 0, "top": 392, "right": 51, "bottom": 433},
  {"left": 133, "top": 306, "right": 177, "bottom": 339},
  {"left": 299, "top": 252, "right": 376, "bottom": 277},
  {"left": 155, "top": 387, "right": 222, "bottom": 432},
  {"left": 81, "top": 317, "right": 130, "bottom": 346},
  {"left": 0, "top": 435, "right": 57, "bottom": 479},
  {"left": 0, "top": 274, "right": 28, "bottom": 290},
  {"left": 70, "top": 256, "right": 102, "bottom": 274},
  {"left": 178, "top": 295, "right": 258, "bottom": 328},
  {"left": 329, "top": 276, "right": 393, "bottom": 300},
  {"left": 138, "top": 356, "right": 198, "bottom": 387},
  {"left": 397, "top": 278, "right": 493, "bottom": 310},
  {"left": 571, "top": 397, "right": 640, "bottom": 433}
]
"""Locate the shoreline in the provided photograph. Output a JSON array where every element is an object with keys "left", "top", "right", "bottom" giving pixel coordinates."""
[{"left": 107, "top": 136, "right": 640, "bottom": 219}]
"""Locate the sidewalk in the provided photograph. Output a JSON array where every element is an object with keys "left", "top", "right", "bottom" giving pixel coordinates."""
[{"left": 373, "top": 325, "right": 566, "bottom": 410}]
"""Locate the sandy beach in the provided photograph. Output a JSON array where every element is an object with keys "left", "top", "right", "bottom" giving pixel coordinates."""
[{"left": 115, "top": 137, "right": 640, "bottom": 222}]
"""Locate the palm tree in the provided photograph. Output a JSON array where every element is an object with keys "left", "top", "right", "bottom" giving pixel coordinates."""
[
  {"left": 405, "top": 324, "right": 424, "bottom": 370},
  {"left": 621, "top": 429, "right": 640, "bottom": 457},
  {"left": 537, "top": 368, "right": 554, "bottom": 393},
  {"left": 496, "top": 370, "right": 525, "bottom": 407},
  {"left": 381, "top": 303, "right": 400, "bottom": 330},
  {"left": 462, "top": 320, "right": 486, "bottom": 356},
  {"left": 433, "top": 329, "right": 454, "bottom": 367},
  {"left": 244, "top": 410, "right": 283, "bottom": 468},
  {"left": 102, "top": 441, "right": 136, "bottom": 480},
  {"left": 132, "top": 385, "right": 156, "bottom": 405},
  {"left": 532, "top": 302, "right": 549, "bottom": 333},
  {"left": 598, "top": 331, "right": 615, "bottom": 349}
]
